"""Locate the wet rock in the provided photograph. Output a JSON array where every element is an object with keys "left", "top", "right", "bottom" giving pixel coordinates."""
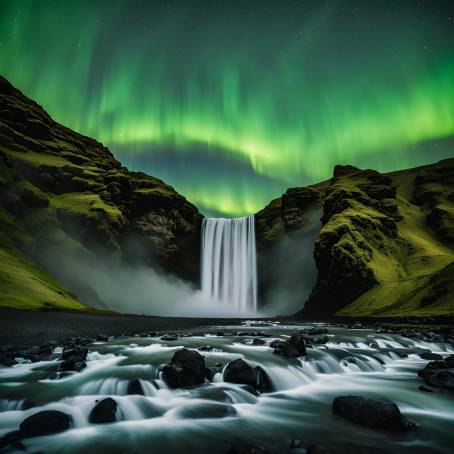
[
  {"left": 162, "top": 348, "right": 206, "bottom": 388},
  {"left": 332, "top": 396, "right": 415, "bottom": 431},
  {"left": 0, "top": 430, "right": 25, "bottom": 450},
  {"left": 273, "top": 334, "right": 307, "bottom": 358},
  {"left": 127, "top": 379, "right": 144, "bottom": 395},
  {"left": 217, "top": 331, "right": 225, "bottom": 336},
  {"left": 0, "top": 354, "right": 17, "bottom": 367},
  {"left": 252, "top": 338, "right": 266, "bottom": 346},
  {"left": 420, "top": 352, "right": 443, "bottom": 361},
  {"left": 307, "top": 328, "right": 328, "bottom": 336},
  {"left": 20, "top": 410, "right": 72, "bottom": 437},
  {"left": 97, "top": 333, "right": 109, "bottom": 341},
  {"left": 38, "top": 344, "right": 53, "bottom": 356},
  {"left": 60, "top": 345, "right": 87, "bottom": 372},
  {"left": 422, "top": 370, "right": 454, "bottom": 390},
  {"left": 269, "top": 339, "right": 285, "bottom": 349},
  {"left": 418, "top": 356, "right": 454, "bottom": 391},
  {"left": 89, "top": 397, "right": 118, "bottom": 424},
  {"left": 223, "top": 358, "right": 272, "bottom": 392}
]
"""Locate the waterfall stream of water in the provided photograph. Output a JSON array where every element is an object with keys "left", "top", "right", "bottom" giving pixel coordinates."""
[{"left": 200, "top": 216, "right": 257, "bottom": 313}]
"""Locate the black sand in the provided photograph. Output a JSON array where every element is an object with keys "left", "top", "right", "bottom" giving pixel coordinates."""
[{"left": 0, "top": 308, "right": 248, "bottom": 349}]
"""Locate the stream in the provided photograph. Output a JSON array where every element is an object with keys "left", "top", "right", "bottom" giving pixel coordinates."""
[{"left": 0, "top": 322, "right": 453, "bottom": 453}]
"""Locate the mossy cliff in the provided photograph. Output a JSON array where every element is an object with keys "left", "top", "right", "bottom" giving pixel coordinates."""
[
  {"left": 0, "top": 76, "right": 202, "bottom": 311},
  {"left": 256, "top": 159, "right": 454, "bottom": 317}
]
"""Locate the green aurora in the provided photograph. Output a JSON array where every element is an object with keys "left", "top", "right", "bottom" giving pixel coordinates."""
[{"left": 0, "top": 0, "right": 453, "bottom": 215}]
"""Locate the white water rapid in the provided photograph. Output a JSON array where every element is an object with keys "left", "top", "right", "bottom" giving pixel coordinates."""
[{"left": 201, "top": 215, "right": 257, "bottom": 313}]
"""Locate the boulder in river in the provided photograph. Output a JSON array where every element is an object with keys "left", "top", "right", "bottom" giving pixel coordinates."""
[
  {"left": 332, "top": 396, "right": 415, "bottom": 431},
  {"left": 273, "top": 334, "right": 307, "bottom": 358},
  {"left": 89, "top": 397, "right": 118, "bottom": 424},
  {"left": 418, "top": 355, "right": 454, "bottom": 391},
  {"left": 19, "top": 410, "right": 72, "bottom": 437},
  {"left": 162, "top": 348, "right": 206, "bottom": 388},
  {"left": 223, "top": 358, "right": 272, "bottom": 392},
  {"left": 60, "top": 345, "right": 87, "bottom": 372},
  {"left": 420, "top": 352, "right": 443, "bottom": 360},
  {"left": 127, "top": 378, "right": 144, "bottom": 395}
]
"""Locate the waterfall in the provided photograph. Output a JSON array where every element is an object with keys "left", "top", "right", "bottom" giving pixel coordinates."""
[{"left": 201, "top": 215, "right": 257, "bottom": 313}]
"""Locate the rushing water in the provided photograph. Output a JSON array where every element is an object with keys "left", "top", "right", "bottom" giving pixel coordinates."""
[
  {"left": 201, "top": 216, "right": 257, "bottom": 313},
  {"left": 0, "top": 323, "right": 453, "bottom": 453}
]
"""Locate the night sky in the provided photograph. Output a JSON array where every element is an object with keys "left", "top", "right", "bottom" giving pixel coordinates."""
[{"left": 0, "top": 0, "right": 453, "bottom": 216}]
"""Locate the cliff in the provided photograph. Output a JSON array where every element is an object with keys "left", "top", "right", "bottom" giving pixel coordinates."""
[
  {"left": 256, "top": 159, "right": 454, "bottom": 317},
  {"left": 0, "top": 76, "right": 202, "bottom": 311}
]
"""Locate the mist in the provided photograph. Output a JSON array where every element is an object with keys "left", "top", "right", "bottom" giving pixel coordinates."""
[
  {"left": 39, "top": 248, "right": 262, "bottom": 318},
  {"left": 258, "top": 209, "right": 322, "bottom": 316}
]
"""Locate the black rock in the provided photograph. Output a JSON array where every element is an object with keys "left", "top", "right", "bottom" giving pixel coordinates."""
[
  {"left": 89, "top": 397, "right": 117, "bottom": 424},
  {"left": 269, "top": 339, "right": 285, "bottom": 349},
  {"left": 0, "top": 431, "right": 24, "bottom": 451},
  {"left": 217, "top": 331, "right": 225, "bottom": 336},
  {"left": 127, "top": 379, "right": 144, "bottom": 395},
  {"left": 39, "top": 344, "right": 53, "bottom": 356},
  {"left": 251, "top": 338, "right": 266, "bottom": 346},
  {"left": 424, "top": 370, "right": 454, "bottom": 390},
  {"left": 97, "top": 334, "right": 109, "bottom": 341},
  {"left": 60, "top": 345, "right": 88, "bottom": 372},
  {"left": 223, "top": 358, "right": 272, "bottom": 392},
  {"left": 273, "top": 334, "right": 306, "bottom": 358},
  {"left": 418, "top": 356, "right": 454, "bottom": 391},
  {"left": 19, "top": 410, "right": 72, "bottom": 437},
  {"left": 332, "top": 396, "right": 415, "bottom": 431},
  {"left": 162, "top": 348, "right": 206, "bottom": 388},
  {"left": 307, "top": 328, "right": 328, "bottom": 336},
  {"left": 420, "top": 352, "right": 443, "bottom": 360}
]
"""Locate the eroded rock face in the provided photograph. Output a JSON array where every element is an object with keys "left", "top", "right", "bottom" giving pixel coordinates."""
[
  {"left": 0, "top": 75, "right": 202, "bottom": 310},
  {"left": 162, "top": 348, "right": 206, "bottom": 388},
  {"left": 413, "top": 161, "right": 454, "bottom": 244},
  {"left": 255, "top": 187, "right": 322, "bottom": 309},
  {"left": 332, "top": 396, "right": 415, "bottom": 431},
  {"left": 302, "top": 166, "right": 404, "bottom": 316}
]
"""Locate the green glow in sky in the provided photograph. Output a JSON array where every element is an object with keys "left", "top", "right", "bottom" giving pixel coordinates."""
[{"left": 0, "top": 0, "right": 453, "bottom": 215}]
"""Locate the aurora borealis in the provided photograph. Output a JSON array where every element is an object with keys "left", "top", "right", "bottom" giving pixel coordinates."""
[{"left": 0, "top": 1, "right": 453, "bottom": 216}]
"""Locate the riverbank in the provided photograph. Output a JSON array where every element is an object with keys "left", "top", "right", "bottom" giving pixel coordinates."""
[
  {"left": 2, "top": 308, "right": 454, "bottom": 351},
  {"left": 0, "top": 308, "right": 249, "bottom": 350}
]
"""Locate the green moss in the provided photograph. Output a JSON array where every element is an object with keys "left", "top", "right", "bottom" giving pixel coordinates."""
[{"left": 0, "top": 208, "right": 90, "bottom": 311}]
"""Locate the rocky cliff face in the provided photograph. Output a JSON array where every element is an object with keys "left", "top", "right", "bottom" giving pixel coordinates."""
[
  {"left": 255, "top": 187, "right": 323, "bottom": 314},
  {"left": 256, "top": 159, "right": 454, "bottom": 318},
  {"left": 0, "top": 76, "right": 202, "bottom": 311}
]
